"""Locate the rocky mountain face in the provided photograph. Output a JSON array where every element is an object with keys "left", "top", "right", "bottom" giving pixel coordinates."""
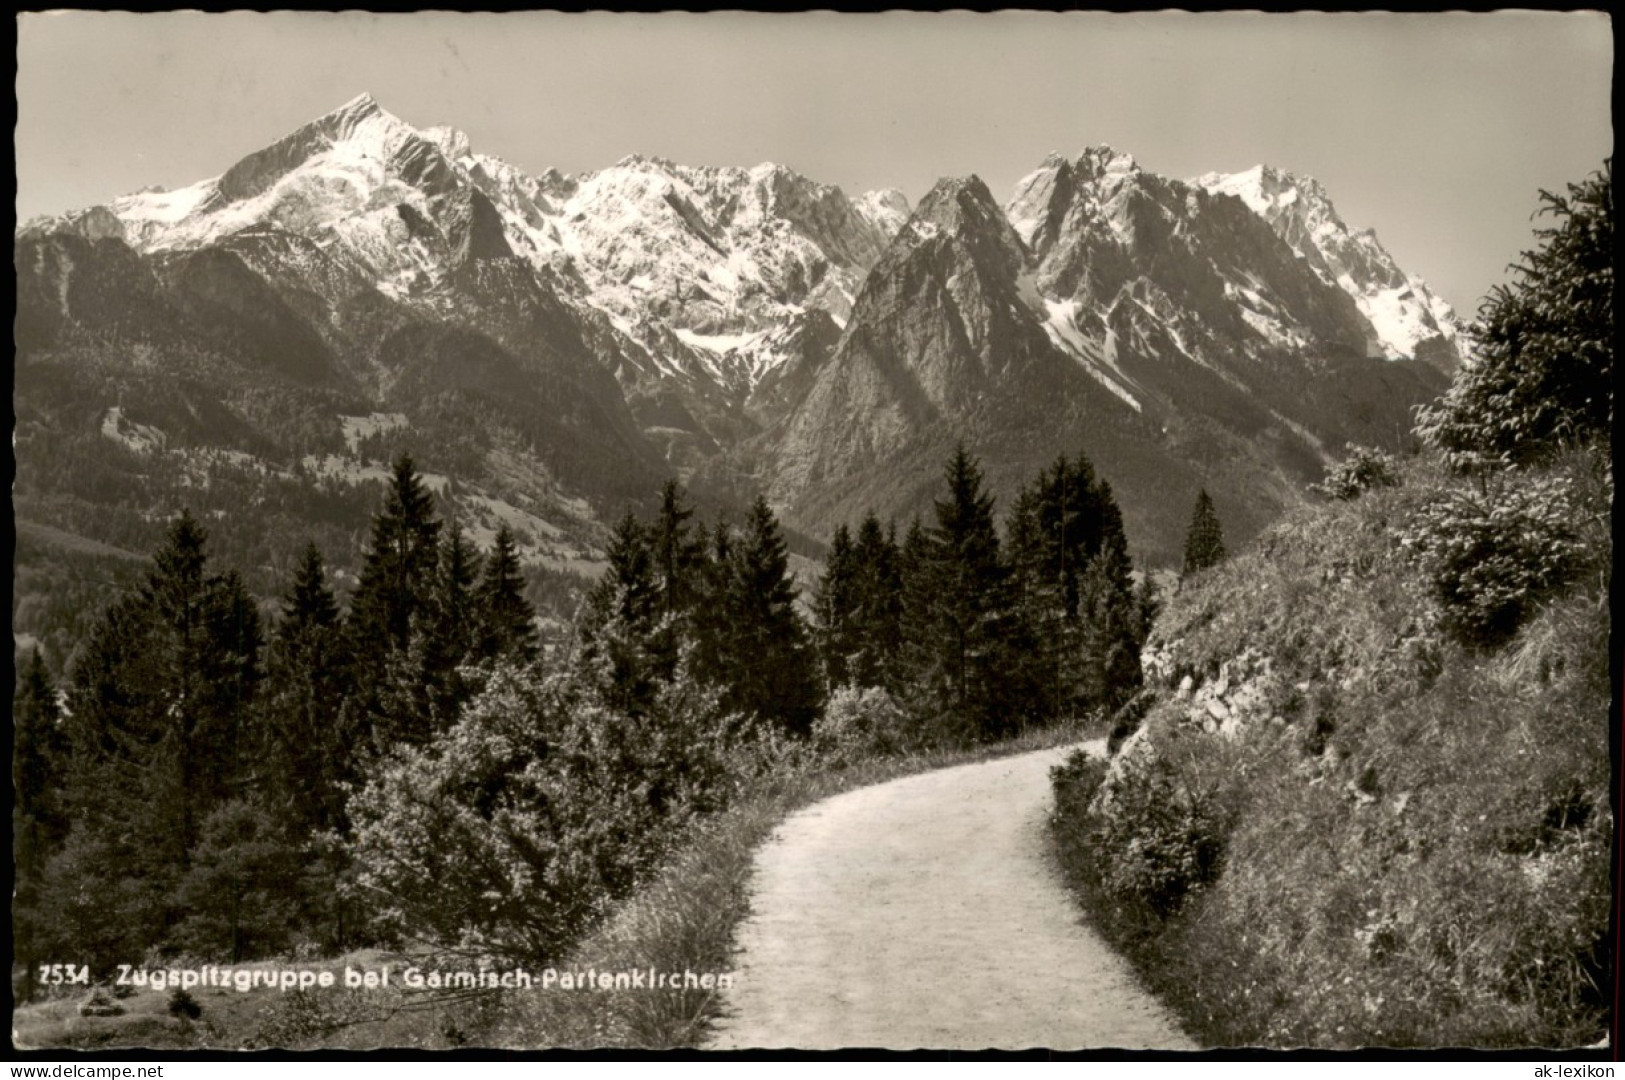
[
  {"left": 759, "top": 151, "right": 1452, "bottom": 562},
  {"left": 16, "top": 94, "right": 1459, "bottom": 586},
  {"left": 1192, "top": 164, "right": 1465, "bottom": 373}
]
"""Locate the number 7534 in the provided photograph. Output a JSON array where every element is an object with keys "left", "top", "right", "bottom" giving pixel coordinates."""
[{"left": 39, "top": 964, "right": 91, "bottom": 985}]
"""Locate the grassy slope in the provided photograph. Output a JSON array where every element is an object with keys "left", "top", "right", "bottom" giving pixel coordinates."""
[{"left": 1050, "top": 455, "right": 1612, "bottom": 1049}]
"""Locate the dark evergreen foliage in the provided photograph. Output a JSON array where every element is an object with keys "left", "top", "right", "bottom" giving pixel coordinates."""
[
  {"left": 580, "top": 512, "right": 662, "bottom": 717},
  {"left": 813, "top": 524, "right": 860, "bottom": 690},
  {"left": 1416, "top": 160, "right": 1613, "bottom": 470},
  {"left": 847, "top": 514, "right": 904, "bottom": 692},
  {"left": 645, "top": 480, "right": 706, "bottom": 680},
  {"left": 1182, "top": 488, "right": 1226, "bottom": 578},
  {"left": 473, "top": 524, "right": 539, "bottom": 666},
  {"left": 909, "top": 446, "right": 1023, "bottom": 741},
  {"left": 712, "top": 496, "right": 823, "bottom": 736},
  {"left": 261, "top": 543, "right": 350, "bottom": 833},
  {"left": 344, "top": 455, "right": 444, "bottom": 748},
  {"left": 13, "top": 650, "right": 70, "bottom": 1000}
]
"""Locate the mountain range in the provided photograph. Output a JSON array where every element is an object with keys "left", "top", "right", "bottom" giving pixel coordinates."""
[{"left": 15, "top": 93, "right": 1462, "bottom": 623}]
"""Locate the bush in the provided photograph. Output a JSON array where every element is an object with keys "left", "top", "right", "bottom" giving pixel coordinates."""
[
  {"left": 346, "top": 658, "right": 770, "bottom": 963},
  {"left": 810, "top": 686, "right": 907, "bottom": 765},
  {"left": 1105, "top": 689, "right": 1157, "bottom": 756},
  {"left": 1050, "top": 748, "right": 1108, "bottom": 820},
  {"left": 1312, "top": 445, "right": 1401, "bottom": 501},
  {"left": 1091, "top": 734, "right": 1231, "bottom": 918},
  {"left": 166, "top": 988, "right": 202, "bottom": 1020},
  {"left": 1401, "top": 473, "right": 1583, "bottom": 647}
]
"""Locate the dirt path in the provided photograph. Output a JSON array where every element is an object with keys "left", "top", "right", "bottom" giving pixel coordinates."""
[{"left": 705, "top": 742, "right": 1195, "bottom": 1051}]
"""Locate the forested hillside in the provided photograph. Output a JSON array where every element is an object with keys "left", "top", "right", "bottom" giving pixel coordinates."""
[{"left": 13, "top": 429, "right": 1157, "bottom": 1025}]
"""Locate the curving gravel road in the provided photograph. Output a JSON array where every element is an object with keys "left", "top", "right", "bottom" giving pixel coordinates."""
[{"left": 706, "top": 741, "right": 1195, "bottom": 1051}]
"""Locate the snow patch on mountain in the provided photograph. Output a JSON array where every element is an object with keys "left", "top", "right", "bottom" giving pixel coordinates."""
[
  {"left": 856, "top": 189, "right": 911, "bottom": 237},
  {"left": 1040, "top": 299, "right": 1143, "bottom": 412}
]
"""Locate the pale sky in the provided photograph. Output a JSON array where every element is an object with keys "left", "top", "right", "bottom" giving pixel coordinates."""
[{"left": 15, "top": 11, "right": 1614, "bottom": 317}]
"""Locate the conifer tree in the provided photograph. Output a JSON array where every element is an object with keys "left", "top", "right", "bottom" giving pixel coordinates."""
[
  {"left": 580, "top": 513, "right": 661, "bottom": 716},
  {"left": 50, "top": 511, "right": 262, "bottom": 961},
  {"left": 646, "top": 480, "right": 706, "bottom": 678},
  {"left": 649, "top": 479, "right": 706, "bottom": 619},
  {"left": 813, "top": 524, "right": 860, "bottom": 690},
  {"left": 262, "top": 543, "right": 349, "bottom": 833},
  {"left": 848, "top": 514, "right": 904, "bottom": 691},
  {"left": 1004, "top": 454, "right": 1121, "bottom": 721},
  {"left": 473, "top": 524, "right": 538, "bottom": 666},
  {"left": 714, "top": 496, "right": 823, "bottom": 736},
  {"left": 1080, "top": 519, "right": 1143, "bottom": 711},
  {"left": 1416, "top": 160, "right": 1612, "bottom": 469},
  {"left": 896, "top": 516, "right": 937, "bottom": 697},
  {"left": 1182, "top": 489, "right": 1226, "bottom": 579},
  {"left": 688, "top": 520, "right": 737, "bottom": 695},
  {"left": 14, "top": 649, "right": 69, "bottom": 854},
  {"left": 349, "top": 456, "right": 442, "bottom": 653},
  {"left": 419, "top": 522, "right": 481, "bottom": 725},
  {"left": 345, "top": 456, "right": 443, "bottom": 749},
  {"left": 135, "top": 512, "right": 262, "bottom": 859},
  {"left": 924, "top": 445, "right": 1018, "bottom": 741},
  {"left": 13, "top": 649, "right": 69, "bottom": 1001}
]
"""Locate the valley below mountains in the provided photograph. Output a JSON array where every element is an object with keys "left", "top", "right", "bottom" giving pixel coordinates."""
[{"left": 16, "top": 93, "right": 1462, "bottom": 651}]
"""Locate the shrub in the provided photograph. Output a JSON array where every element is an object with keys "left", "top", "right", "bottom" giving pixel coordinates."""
[
  {"left": 166, "top": 988, "right": 202, "bottom": 1020},
  {"left": 345, "top": 658, "right": 769, "bottom": 963},
  {"left": 1401, "top": 473, "right": 1583, "bottom": 647},
  {"left": 1105, "top": 689, "right": 1157, "bottom": 756},
  {"left": 1312, "top": 445, "right": 1402, "bottom": 501},
  {"left": 810, "top": 685, "right": 907, "bottom": 765},
  {"left": 1094, "top": 747, "right": 1229, "bottom": 918}
]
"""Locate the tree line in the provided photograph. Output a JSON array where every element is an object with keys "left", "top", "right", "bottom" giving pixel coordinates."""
[{"left": 14, "top": 444, "right": 1220, "bottom": 982}]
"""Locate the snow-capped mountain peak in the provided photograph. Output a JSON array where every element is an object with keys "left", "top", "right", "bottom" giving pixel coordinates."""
[
  {"left": 1193, "top": 163, "right": 1464, "bottom": 368},
  {"left": 855, "top": 189, "right": 911, "bottom": 237}
]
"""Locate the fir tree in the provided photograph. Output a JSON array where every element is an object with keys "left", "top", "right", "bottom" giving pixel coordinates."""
[
  {"left": 345, "top": 456, "right": 443, "bottom": 748},
  {"left": 688, "top": 520, "right": 737, "bottom": 695},
  {"left": 14, "top": 649, "right": 69, "bottom": 853},
  {"left": 1416, "top": 160, "right": 1613, "bottom": 470},
  {"left": 924, "top": 446, "right": 1019, "bottom": 741},
  {"left": 262, "top": 543, "right": 349, "bottom": 833},
  {"left": 646, "top": 480, "right": 705, "bottom": 678},
  {"left": 421, "top": 522, "right": 481, "bottom": 725},
  {"left": 473, "top": 525, "right": 538, "bottom": 666},
  {"left": 51, "top": 512, "right": 262, "bottom": 960},
  {"left": 349, "top": 456, "right": 442, "bottom": 653},
  {"left": 896, "top": 516, "right": 937, "bottom": 698},
  {"left": 1182, "top": 489, "right": 1226, "bottom": 579},
  {"left": 813, "top": 524, "right": 860, "bottom": 690},
  {"left": 1080, "top": 520, "right": 1143, "bottom": 712},
  {"left": 848, "top": 514, "right": 904, "bottom": 691},
  {"left": 649, "top": 479, "right": 706, "bottom": 619},
  {"left": 580, "top": 513, "right": 661, "bottom": 716},
  {"left": 136, "top": 512, "right": 262, "bottom": 859},
  {"left": 13, "top": 649, "right": 69, "bottom": 1001},
  {"left": 714, "top": 496, "right": 823, "bottom": 736},
  {"left": 1005, "top": 454, "right": 1117, "bottom": 721}
]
